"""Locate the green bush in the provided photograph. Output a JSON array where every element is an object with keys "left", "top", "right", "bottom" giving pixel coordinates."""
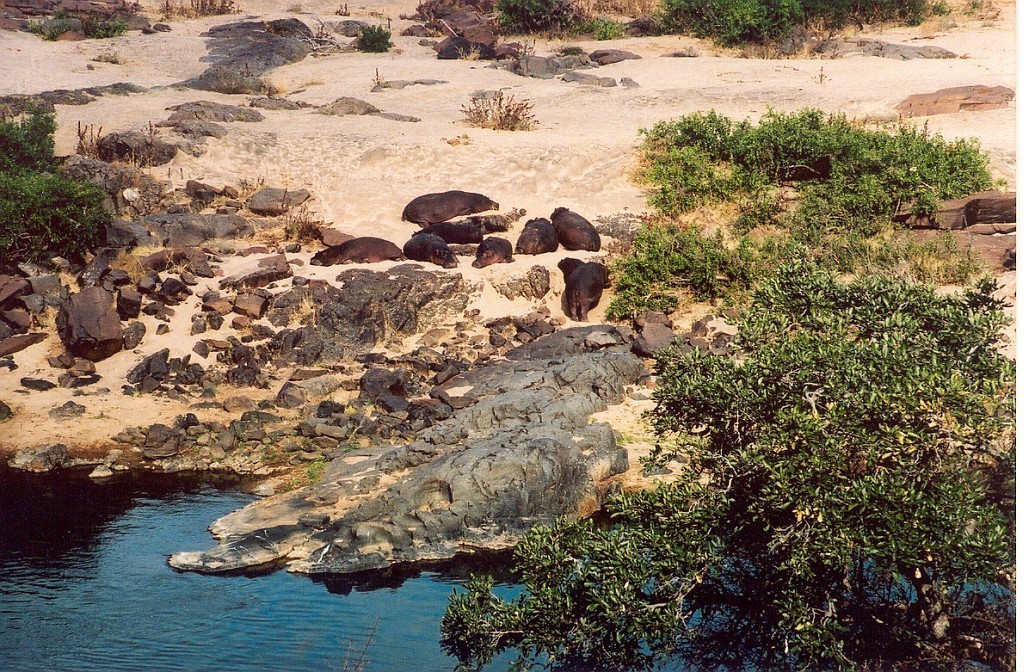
[
  {"left": 496, "top": 0, "right": 584, "bottom": 33},
  {"left": 443, "top": 266, "right": 1015, "bottom": 671},
  {"left": 606, "top": 224, "right": 762, "bottom": 319},
  {"left": 637, "top": 109, "right": 993, "bottom": 229},
  {"left": 356, "top": 25, "right": 392, "bottom": 52},
  {"left": 657, "top": 0, "right": 947, "bottom": 45},
  {"left": 661, "top": 0, "right": 804, "bottom": 45},
  {"left": 0, "top": 107, "right": 57, "bottom": 174},
  {"left": 586, "top": 18, "right": 626, "bottom": 40},
  {"left": 0, "top": 109, "right": 107, "bottom": 271}
]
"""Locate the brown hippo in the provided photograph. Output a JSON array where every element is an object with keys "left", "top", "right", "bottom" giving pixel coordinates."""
[
  {"left": 403, "top": 233, "right": 458, "bottom": 268},
  {"left": 472, "top": 237, "right": 514, "bottom": 268},
  {"left": 551, "top": 207, "right": 600, "bottom": 251},
  {"left": 418, "top": 221, "right": 485, "bottom": 244},
  {"left": 558, "top": 257, "right": 609, "bottom": 321},
  {"left": 401, "top": 190, "right": 500, "bottom": 225},
  {"left": 514, "top": 218, "right": 559, "bottom": 255},
  {"left": 310, "top": 237, "right": 403, "bottom": 265}
]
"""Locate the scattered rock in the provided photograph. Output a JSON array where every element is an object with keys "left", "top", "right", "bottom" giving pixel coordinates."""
[
  {"left": 61, "top": 155, "right": 168, "bottom": 219},
  {"left": 49, "top": 400, "right": 86, "bottom": 419}
]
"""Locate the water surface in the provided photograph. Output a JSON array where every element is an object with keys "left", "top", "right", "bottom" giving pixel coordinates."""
[{"left": 0, "top": 467, "right": 518, "bottom": 672}]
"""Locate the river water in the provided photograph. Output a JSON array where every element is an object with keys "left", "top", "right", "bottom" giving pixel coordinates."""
[{"left": 0, "top": 467, "right": 520, "bottom": 672}]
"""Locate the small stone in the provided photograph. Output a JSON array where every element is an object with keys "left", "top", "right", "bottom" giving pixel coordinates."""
[
  {"left": 20, "top": 377, "right": 56, "bottom": 391},
  {"left": 50, "top": 400, "right": 87, "bottom": 419}
]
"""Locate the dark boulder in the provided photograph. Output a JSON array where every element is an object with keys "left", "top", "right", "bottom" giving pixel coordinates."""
[
  {"left": 96, "top": 131, "right": 180, "bottom": 167},
  {"left": 56, "top": 287, "right": 123, "bottom": 361}
]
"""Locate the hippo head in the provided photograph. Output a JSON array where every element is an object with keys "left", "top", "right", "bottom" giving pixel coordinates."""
[
  {"left": 309, "top": 251, "right": 327, "bottom": 266},
  {"left": 434, "top": 247, "right": 459, "bottom": 269}
]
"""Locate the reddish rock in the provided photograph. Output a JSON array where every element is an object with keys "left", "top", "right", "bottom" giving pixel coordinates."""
[
  {"left": 320, "top": 228, "right": 355, "bottom": 247},
  {"left": 0, "top": 275, "right": 30, "bottom": 308},
  {"left": 56, "top": 286, "right": 124, "bottom": 362},
  {"left": 0, "top": 332, "right": 46, "bottom": 357},
  {"left": 1, "top": 309, "right": 31, "bottom": 330},
  {"left": 895, "top": 85, "right": 1015, "bottom": 117},
  {"left": 233, "top": 293, "right": 267, "bottom": 319}
]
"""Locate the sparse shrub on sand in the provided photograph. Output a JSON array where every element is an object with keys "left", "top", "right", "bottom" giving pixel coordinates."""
[
  {"left": 0, "top": 109, "right": 108, "bottom": 271},
  {"left": 356, "top": 25, "right": 392, "bottom": 52},
  {"left": 461, "top": 93, "right": 537, "bottom": 131},
  {"left": 28, "top": 10, "right": 131, "bottom": 40},
  {"left": 161, "top": 0, "right": 237, "bottom": 18}
]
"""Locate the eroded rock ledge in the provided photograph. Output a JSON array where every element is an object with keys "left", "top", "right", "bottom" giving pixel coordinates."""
[{"left": 169, "top": 326, "right": 645, "bottom": 575}]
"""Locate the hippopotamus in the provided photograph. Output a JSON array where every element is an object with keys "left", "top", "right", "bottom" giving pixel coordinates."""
[
  {"left": 310, "top": 237, "right": 404, "bottom": 265},
  {"left": 403, "top": 233, "right": 458, "bottom": 268},
  {"left": 558, "top": 257, "right": 609, "bottom": 321},
  {"left": 550, "top": 207, "right": 601, "bottom": 252},
  {"left": 472, "top": 237, "right": 514, "bottom": 268},
  {"left": 514, "top": 218, "right": 559, "bottom": 255},
  {"left": 418, "top": 221, "right": 485, "bottom": 244},
  {"left": 401, "top": 190, "right": 500, "bottom": 225}
]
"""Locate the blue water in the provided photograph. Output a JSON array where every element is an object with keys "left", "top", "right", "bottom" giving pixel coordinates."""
[{"left": 0, "top": 468, "right": 520, "bottom": 672}]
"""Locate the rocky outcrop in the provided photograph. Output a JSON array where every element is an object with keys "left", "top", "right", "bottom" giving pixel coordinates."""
[
  {"left": 169, "top": 326, "right": 646, "bottom": 575},
  {"left": 142, "top": 213, "right": 253, "bottom": 247},
  {"left": 811, "top": 36, "right": 957, "bottom": 60},
  {"left": 56, "top": 286, "right": 123, "bottom": 361},
  {"left": 96, "top": 131, "right": 180, "bottom": 167},
  {"left": 895, "top": 85, "right": 1015, "bottom": 117},
  {"left": 183, "top": 19, "right": 322, "bottom": 94},
  {"left": 61, "top": 155, "right": 169, "bottom": 218},
  {"left": 311, "top": 265, "right": 474, "bottom": 362}
]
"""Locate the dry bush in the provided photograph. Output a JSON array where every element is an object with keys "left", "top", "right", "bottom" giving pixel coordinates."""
[
  {"left": 75, "top": 121, "right": 104, "bottom": 159},
  {"left": 461, "top": 92, "right": 537, "bottom": 131},
  {"left": 161, "top": 0, "right": 237, "bottom": 18},
  {"left": 575, "top": 0, "right": 659, "bottom": 17},
  {"left": 283, "top": 205, "right": 324, "bottom": 244}
]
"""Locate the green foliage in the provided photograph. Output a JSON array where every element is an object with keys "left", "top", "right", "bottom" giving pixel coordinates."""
[
  {"left": 585, "top": 18, "right": 626, "bottom": 40},
  {"left": 0, "top": 109, "right": 107, "bottom": 270},
  {"left": 442, "top": 266, "right": 1015, "bottom": 670},
  {"left": 657, "top": 0, "right": 944, "bottom": 44},
  {"left": 637, "top": 109, "right": 992, "bottom": 227},
  {"left": 661, "top": 0, "right": 804, "bottom": 45},
  {"left": 495, "top": 0, "right": 583, "bottom": 33},
  {"left": 611, "top": 108, "right": 996, "bottom": 316},
  {"left": 0, "top": 171, "right": 108, "bottom": 269},
  {"left": 0, "top": 107, "right": 57, "bottom": 174},
  {"left": 606, "top": 224, "right": 763, "bottom": 319},
  {"left": 356, "top": 25, "right": 392, "bottom": 52}
]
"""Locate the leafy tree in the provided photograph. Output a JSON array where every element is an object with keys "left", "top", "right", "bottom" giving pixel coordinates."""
[{"left": 442, "top": 264, "right": 1015, "bottom": 670}]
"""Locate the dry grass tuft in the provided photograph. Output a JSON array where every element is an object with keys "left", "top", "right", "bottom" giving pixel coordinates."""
[
  {"left": 461, "top": 92, "right": 537, "bottom": 131},
  {"left": 283, "top": 205, "right": 325, "bottom": 244},
  {"left": 161, "top": 0, "right": 237, "bottom": 18},
  {"left": 75, "top": 121, "right": 104, "bottom": 159}
]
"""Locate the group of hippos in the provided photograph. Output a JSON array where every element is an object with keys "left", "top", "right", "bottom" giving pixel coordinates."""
[{"left": 308, "top": 190, "right": 610, "bottom": 321}]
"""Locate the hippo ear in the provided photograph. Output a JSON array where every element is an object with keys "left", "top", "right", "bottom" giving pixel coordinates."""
[{"left": 601, "top": 265, "right": 611, "bottom": 288}]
